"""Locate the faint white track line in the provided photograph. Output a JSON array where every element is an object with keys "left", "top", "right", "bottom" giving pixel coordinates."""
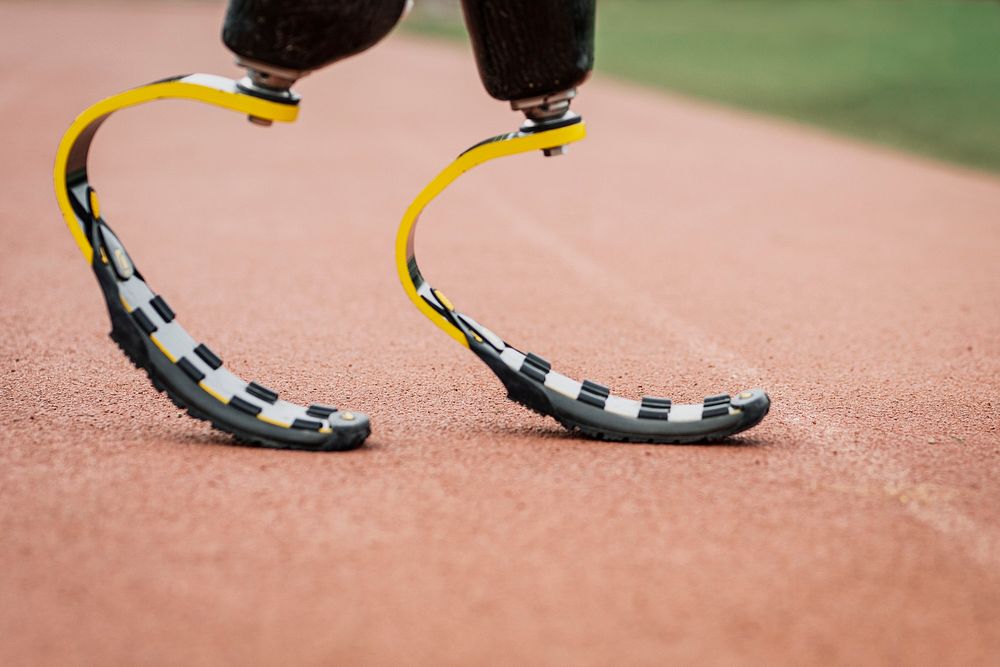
[{"left": 483, "top": 191, "right": 998, "bottom": 569}]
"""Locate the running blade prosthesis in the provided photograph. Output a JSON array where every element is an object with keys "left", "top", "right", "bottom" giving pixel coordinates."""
[
  {"left": 53, "top": 74, "right": 368, "bottom": 451},
  {"left": 51, "top": 0, "right": 409, "bottom": 451},
  {"left": 395, "top": 0, "right": 770, "bottom": 444}
]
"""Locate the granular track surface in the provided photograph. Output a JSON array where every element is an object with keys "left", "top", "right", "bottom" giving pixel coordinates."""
[{"left": 2, "top": 3, "right": 998, "bottom": 665}]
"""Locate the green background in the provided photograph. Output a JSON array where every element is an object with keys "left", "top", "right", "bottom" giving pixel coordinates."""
[{"left": 406, "top": 0, "right": 1000, "bottom": 173}]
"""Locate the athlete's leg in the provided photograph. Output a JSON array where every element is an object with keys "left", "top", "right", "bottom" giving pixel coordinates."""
[
  {"left": 460, "top": 0, "right": 594, "bottom": 122},
  {"left": 223, "top": 0, "right": 410, "bottom": 93}
]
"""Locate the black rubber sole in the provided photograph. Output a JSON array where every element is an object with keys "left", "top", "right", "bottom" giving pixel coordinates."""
[
  {"left": 88, "top": 221, "right": 368, "bottom": 453},
  {"left": 462, "top": 324, "right": 770, "bottom": 445},
  {"left": 110, "top": 331, "right": 369, "bottom": 452},
  {"left": 552, "top": 402, "right": 771, "bottom": 444},
  {"left": 502, "top": 387, "right": 769, "bottom": 445}
]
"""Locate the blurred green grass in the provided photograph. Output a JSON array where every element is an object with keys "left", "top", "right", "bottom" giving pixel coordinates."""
[{"left": 405, "top": 0, "right": 1000, "bottom": 173}]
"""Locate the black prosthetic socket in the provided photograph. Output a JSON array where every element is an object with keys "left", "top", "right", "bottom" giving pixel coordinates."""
[
  {"left": 460, "top": 0, "right": 595, "bottom": 103},
  {"left": 223, "top": 0, "right": 408, "bottom": 78}
]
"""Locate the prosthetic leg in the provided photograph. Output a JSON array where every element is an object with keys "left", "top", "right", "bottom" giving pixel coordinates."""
[
  {"left": 54, "top": 0, "right": 408, "bottom": 451},
  {"left": 396, "top": 0, "right": 770, "bottom": 443}
]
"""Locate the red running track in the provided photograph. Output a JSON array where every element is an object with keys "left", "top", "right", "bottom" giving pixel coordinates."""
[{"left": 1, "top": 3, "right": 999, "bottom": 665}]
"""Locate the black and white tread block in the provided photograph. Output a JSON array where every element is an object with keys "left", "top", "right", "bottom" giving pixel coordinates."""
[
  {"left": 453, "top": 311, "right": 769, "bottom": 441},
  {"left": 85, "top": 218, "right": 366, "bottom": 450}
]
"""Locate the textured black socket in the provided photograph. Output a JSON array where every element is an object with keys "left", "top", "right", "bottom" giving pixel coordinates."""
[
  {"left": 460, "top": 0, "right": 595, "bottom": 102},
  {"left": 223, "top": 0, "right": 409, "bottom": 74}
]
